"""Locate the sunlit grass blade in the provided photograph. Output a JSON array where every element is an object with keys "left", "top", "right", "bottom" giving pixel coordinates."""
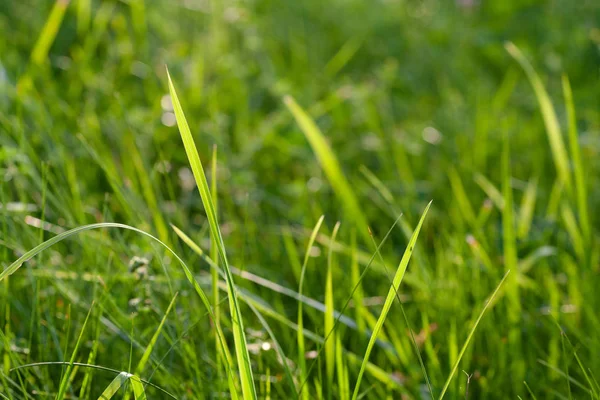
[
  {"left": 135, "top": 293, "right": 178, "bottom": 375},
  {"left": 438, "top": 270, "right": 510, "bottom": 399},
  {"left": 517, "top": 176, "right": 538, "bottom": 239},
  {"left": 335, "top": 335, "right": 350, "bottom": 400},
  {"left": 562, "top": 74, "right": 590, "bottom": 243},
  {"left": 31, "top": 0, "right": 69, "bottom": 66},
  {"left": 351, "top": 201, "right": 431, "bottom": 400},
  {"left": 505, "top": 42, "right": 573, "bottom": 194},
  {"left": 474, "top": 173, "right": 504, "bottom": 210},
  {"left": 349, "top": 230, "right": 365, "bottom": 334},
  {"left": 298, "top": 215, "right": 325, "bottom": 399},
  {"left": 284, "top": 96, "right": 370, "bottom": 244},
  {"left": 129, "top": 375, "right": 147, "bottom": 400},
  {"left": 368, "top": 220, "right": 434, "bottom": 399},
  {"left": 448, "top": 167, "right": 476, "bottom": 226},
  {"left": 98, "top": 371, "right": 129, "bottom": 399},
  {"left": 325, "top": 36, "right": 364, "bottom": 78},
  {"left": 210, "top": 144, "right": 221, "bottom": 361},
  {"left": 76, "top": 0, "right": 91, "bottom": 36},
  {"left": 325, "top": 222, "right": 341, "bottom": 399},
  {"left": 166, "top": 68, "right": 256, "bottom": 399}
]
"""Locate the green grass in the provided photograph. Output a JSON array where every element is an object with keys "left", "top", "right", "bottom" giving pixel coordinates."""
[{"left": 1, "top": 0, "right": 600, "bottom": 398}]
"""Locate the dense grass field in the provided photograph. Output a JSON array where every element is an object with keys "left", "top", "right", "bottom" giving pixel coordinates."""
[{"left": 1, "top": 0, "right": 600, "bottom": 398}]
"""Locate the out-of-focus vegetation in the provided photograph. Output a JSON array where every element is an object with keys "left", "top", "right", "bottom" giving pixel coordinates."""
[{"left": 1, "top": 0, "right": 599, "bottom": 398}]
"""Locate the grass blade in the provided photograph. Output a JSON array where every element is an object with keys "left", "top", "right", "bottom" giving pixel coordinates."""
[
  {"left": 505, "top": 42, "right": 573, "bottom": 194},
  {"left": 129, "top": 375, "right": 147, "bottom": 400},
  {"left": 167, "top": 68, "right": 256, "bottom": 399},
  {"left": 56, "top": 303, "right": 94, "bottom": 400},
  {"left": 284, "top": 96, "right": 370, "bottom": 244},
  {"left": 351, "top": 201, "right": 432, "bottom": 400},
  {"left": 438, "top": 270, "right": 510, "bottom": 399},
  {"left": 31, "top": 0, "right": 69, "bottom": 66},
  {"left": 368, "top": 222, "right": 434, "bottom": 399},
  {"left": 562, "top": 74, "right": 590, "bottom": 243},
  {"left": 298, "top": 216, "right": 325, "bottom": 399},
  {"left": 135, "top": 293, "right": 178, "bottom": 375},
  {"left": 325, "top": 222, "right": 341, "bottom": 399},
  {"left": 246, "top": 302, "right": 297, "bottom": 399},
  {"left": 517, "top": 176, "right": 538, "bottom": 239},
  {"left": 98, "top": 371, "right": 129, "bottom": 399}
]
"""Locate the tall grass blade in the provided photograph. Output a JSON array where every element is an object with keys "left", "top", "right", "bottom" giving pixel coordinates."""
[
  {"left": 505, "top": 42, "right": 573, "bottom": 194},
  {"left": 351, "top": 201, "right": 431, "bottom": 400},
  {"left": 325, "top": 222, "right": 341, "bottom": 399},
  {"left": 284, "top": 96, "right": 370, "bottom": 244},
  {"left": 298, "top": 216, "right": 325, "bottom": 399},
  {"left": 31, "top": 0, "right": 69, "bottom": 66},
  {"left": 135, "top": 293, "right": 178, "bottom": 375},
  {"left": 438, "top": 271, "right": 510, "bottom": 399},
  {"left": 368, "top": 223, "right": 434, "bottom": 399},
  {"left": 167, "top": 68, "right": 256, "bottom": 399},
  {"left": 56, "top": 303, "right": 94, "bottom": 400},
  {"left": 210, "top": 145, "right": 221, "bottom": 361},
  {"left": 562, "top": 74, "right": 590, "bottom": 243}
]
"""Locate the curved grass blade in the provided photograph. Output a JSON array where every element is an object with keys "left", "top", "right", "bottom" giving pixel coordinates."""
[
  {"left": 505, "top": 42, "right": 573, "bottom": 194},
  {"left": 96, "top": 372, "right": 145, "bottom": 400},
  {"left": 12, "top": 362, "right": 176, "bottom": 399},
  {"left": 167, "top": 68, "right": 256, "bottom": 400},
  {"left": 284, "top": 96, "right": 370, "bottom": 244},
  {"left": 129, "top": 375, "right": 147, "bottom": 400},
  {"left": 351, "top": 202, "right": 432, "bottom": 400},
  {"left": 438, "top": 270, "right": 510, "bottom": 399},
  {"left": 2, "top": 222, "right": 238, "bottom": 396},
  {"left": 98, "top": 371, "right": 129, "bottom": 399}
]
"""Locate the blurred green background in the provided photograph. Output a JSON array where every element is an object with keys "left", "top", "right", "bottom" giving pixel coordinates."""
[{"left": 1, "top": 0, "right": 600, "bottom": 398}]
